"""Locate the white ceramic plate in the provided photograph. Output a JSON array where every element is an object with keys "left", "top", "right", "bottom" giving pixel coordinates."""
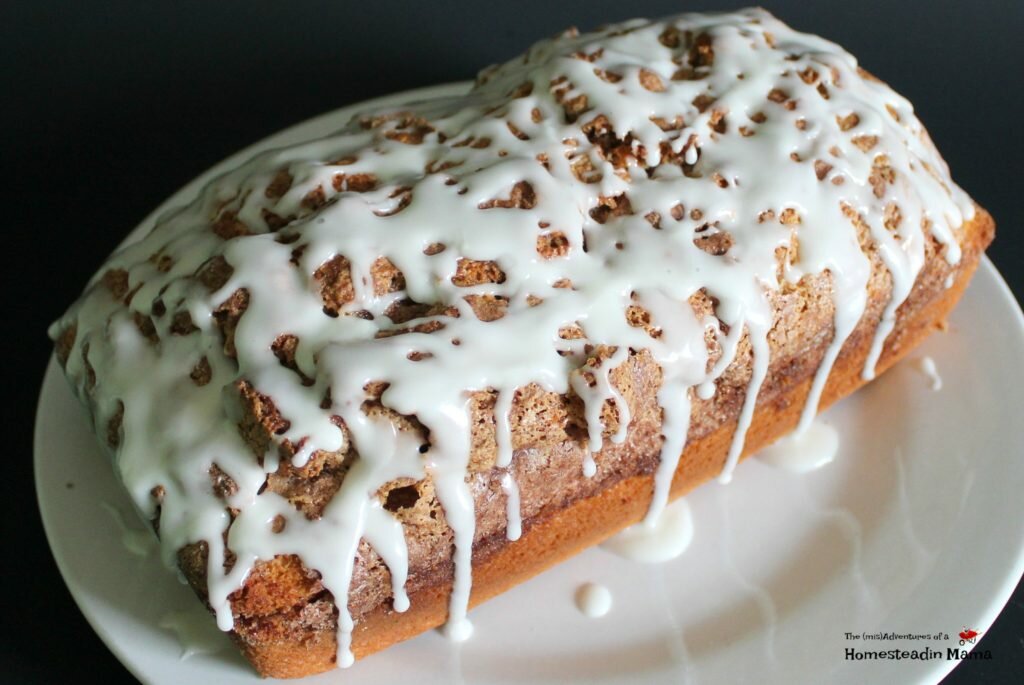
[{"left": 35, "top": 83, "right": 1024, "bottom": 685}]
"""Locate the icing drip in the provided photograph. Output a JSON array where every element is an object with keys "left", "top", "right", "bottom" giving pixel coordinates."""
[
  {"left": 862, "top": 224, "right": 930, "bottom": 381},
  {"left": 494, "top": 389, "right": 515, "bottom": 468},
  {"left": 918, "top": 355, "right": 942, "bottom": 391},
  {"left": 500, "top": 472, "right": 522, "bottom": 541},
  {"left": 50, "top": 8, "right": 973, "bottom": 667},
  {"left": 602, "top": 498, "right": 694, "bottom": 563},
  {"left": 435, "top": 470, "right": 476, "bottom": 643},
  {"left": 364, "top": 500, "right": 412, "bottom": 612},
  {"left": 756, "top": 419, "right": 839, "bottom": 473},
  {"left": 790, "top": 225, "right": 871, "bottom": 436},
  {"left": 719, "top": 314, "right": 771, "bottom": 484},
  {"left": 570, "top": 345, "right": 632, "bottom": 476},
  {"left": 642, "top": 288, "right": 709, "bottom": 521},
  {"left": 574, "top": 582, "right": 613, "bottom": 618}
]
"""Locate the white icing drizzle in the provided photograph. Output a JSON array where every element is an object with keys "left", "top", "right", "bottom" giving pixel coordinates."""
[
  {"left": 756, "top": 418, "right": 839, "bottom": 473},
  {"left": 494, "top": 389, "right": 515, "bottom": 468},
  {"left": 719, "top": 314, "right": 771, "bottom": 483},
  {"left": 793, "top": 237, "right": 871, "bottom": 436},
  {"left": 602, "top": 497, "right": 694, "bottom": 563},
  {"left": 364, "top": 499, "right": 412, "bottom": 612},
  {"left": 574, "top": 582, "right": 613, "bottom": 618},
  {"left": 435, "top": 467, "right": 476, "bottom": 643},
  {"left": 917, "top": 355, "right": 942, "bottom": 391},
  {"left": 643, "top": 289, "right": 708, "bottom": 520},
  {"left": 570, "top": 345, "right": 632, "bottom": 477},
  {"left": 500, "top": 472, "right": 522, "bottom": 541},
  {"left": 49, "top": 9, "right": 973, "bottom": 667}
]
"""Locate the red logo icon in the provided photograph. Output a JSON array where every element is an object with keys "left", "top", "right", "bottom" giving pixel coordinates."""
[{"left": 958, "top": 628, "right": 980, "bottom": 645}]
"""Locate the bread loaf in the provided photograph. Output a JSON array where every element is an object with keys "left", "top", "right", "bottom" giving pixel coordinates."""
[{"left": 49, "top": 8, "right": 993, "bottom": 678}]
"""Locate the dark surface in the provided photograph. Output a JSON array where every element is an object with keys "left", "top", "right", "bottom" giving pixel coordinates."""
[{"left": 2, "top": 1, "right": 1022, "bottom": 683}]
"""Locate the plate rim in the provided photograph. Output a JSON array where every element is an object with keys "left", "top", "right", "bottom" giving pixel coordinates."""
[{"left": 919, "top": 255, "right": 1024, "bottom": 684}]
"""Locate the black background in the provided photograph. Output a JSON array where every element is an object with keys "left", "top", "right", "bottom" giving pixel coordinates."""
[{"left": 3, "top": 1, "right": 1022, "bottom": 682}]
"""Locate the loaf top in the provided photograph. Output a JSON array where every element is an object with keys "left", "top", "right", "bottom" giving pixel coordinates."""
[{"left": 50, "top": 7, "right": 974, "bottom": 667}]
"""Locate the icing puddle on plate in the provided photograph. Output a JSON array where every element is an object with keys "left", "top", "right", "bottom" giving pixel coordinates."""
[
  {"left": 602, "top": 498, "right": 696, "bottom": 564},
  {"left": 574, "top": 583, "right": 614, "bottom": 618},
  {"left": 916, "top": 356, "right": 943, "bottom": 391},
  {"left": 159, "top": 610, "right": 231, "bottom": 661},
  {"left": 582, "top": 415, "right": 843, "bottom": 618},
  {"left": 756, "top": 419, "right": 841, "bottom": 474}
]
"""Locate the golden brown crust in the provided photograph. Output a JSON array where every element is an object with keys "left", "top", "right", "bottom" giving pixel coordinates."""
[{"left": 212, "top": 208, "right": 993, "bottom": 677}]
